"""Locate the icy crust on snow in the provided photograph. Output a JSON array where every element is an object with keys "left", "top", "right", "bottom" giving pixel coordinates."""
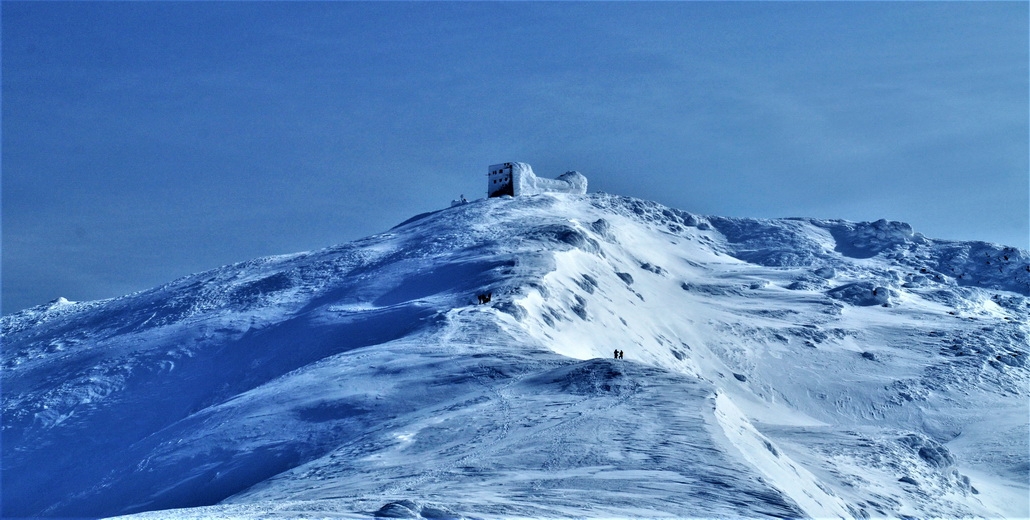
[{"left": 3, "top": 193, "right": 1029, "bottom": 519}]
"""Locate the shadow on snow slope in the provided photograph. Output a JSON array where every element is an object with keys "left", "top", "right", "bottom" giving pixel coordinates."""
[{"left": 3, "top": 302, "right": 438, "bottom": 518}]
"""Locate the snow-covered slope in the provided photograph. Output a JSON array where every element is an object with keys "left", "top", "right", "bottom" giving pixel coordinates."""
[{"left": 3, "top": 193, "right": 1028, "bottom": 519}]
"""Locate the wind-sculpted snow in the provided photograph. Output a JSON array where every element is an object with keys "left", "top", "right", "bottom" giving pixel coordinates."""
[
  {"left": 705, "top": 213, "right": 1030, "bottom": 296},
  {"left": 3, "top": 193, "right": 1028, "bottom": 519}
]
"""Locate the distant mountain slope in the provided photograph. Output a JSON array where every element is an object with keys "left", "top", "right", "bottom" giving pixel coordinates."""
[{"left": 3, "top": 193, "right": 1027, "bottom": 519}]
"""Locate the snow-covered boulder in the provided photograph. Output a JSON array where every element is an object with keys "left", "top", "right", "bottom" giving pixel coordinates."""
[{"left": 827, "top": 281, "right": 892, "bottom": 306}]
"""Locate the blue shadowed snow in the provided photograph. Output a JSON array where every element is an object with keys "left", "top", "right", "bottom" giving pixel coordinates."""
[{"left": 2, "top": 193, "right": 1028, "bottom": 519}]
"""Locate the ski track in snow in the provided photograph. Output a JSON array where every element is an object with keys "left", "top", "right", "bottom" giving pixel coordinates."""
[{"left": 2, "top": 193, "right": 1028, "bottom": 519}]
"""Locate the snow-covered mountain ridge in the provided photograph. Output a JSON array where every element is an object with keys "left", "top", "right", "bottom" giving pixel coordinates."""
[{"left": 3, "top": 193, "right": 1028, "bottom": 519}]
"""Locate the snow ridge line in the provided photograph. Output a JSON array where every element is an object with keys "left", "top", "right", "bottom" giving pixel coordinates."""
[{"left": 710, "top": 391, "right": 852, "bottom": 519}]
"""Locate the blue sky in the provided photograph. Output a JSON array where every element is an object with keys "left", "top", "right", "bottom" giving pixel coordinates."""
[{"left": 3, "top": 1, "right": 1027, "bottom": 313}]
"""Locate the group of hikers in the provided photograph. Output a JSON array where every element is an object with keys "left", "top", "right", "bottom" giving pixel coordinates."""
[{"left": 613, "top": 349, "right": 624, "bottom": 359}]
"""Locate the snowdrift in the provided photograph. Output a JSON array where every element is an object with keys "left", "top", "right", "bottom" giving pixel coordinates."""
[{"left": 2, "top": 193, "right": 1028, "bottom": 519}]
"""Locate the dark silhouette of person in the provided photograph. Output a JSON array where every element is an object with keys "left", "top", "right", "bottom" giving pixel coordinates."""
[
  {"left": 618, "top": 350, "right": 624, "bottom": 359},
  {"left": 614, "top": 349, "right": 619, "bottom": 359}
]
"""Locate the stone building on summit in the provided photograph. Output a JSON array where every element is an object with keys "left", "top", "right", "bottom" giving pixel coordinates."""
[{"left": 488, "top": 162, "right": 587, "bottom": 198}]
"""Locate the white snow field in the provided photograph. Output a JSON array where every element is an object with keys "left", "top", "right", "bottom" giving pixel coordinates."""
[{"left": 3, "top": 193, "right": 1028, "bottom": 519}]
